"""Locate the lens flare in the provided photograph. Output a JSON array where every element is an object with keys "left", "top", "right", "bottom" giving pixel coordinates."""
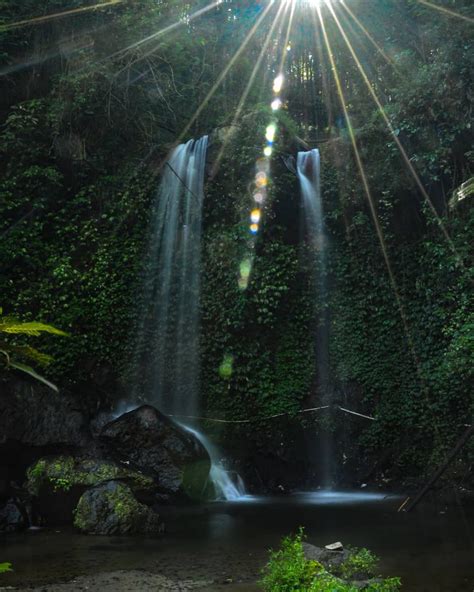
[
  {"left": 250, "top": 223, "right": 259, "bottom": 233},
  {"left": 273, "top": 74, "right": 284, "bottom": 93},
  {"left": 254, "top": 192, "right": 264, "bottom": 204},
  {"left": 265, "top": 124, "right": 277, "bottom": 142},
  {"left": 251, "top": 209, "right": 262, "bottom": 224},
  {"left": 271, "top": 98, "right": 282, "bottom": 111},
  {"left": 264, "top": 146, "right": 273, "bottom": 157}
]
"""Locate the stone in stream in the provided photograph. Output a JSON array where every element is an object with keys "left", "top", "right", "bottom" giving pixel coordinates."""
[
  {"left": 302, "top": 542, "right": 350, "bottom": 571},
  {"left": 99, "top": 405, "right": 211, "bottom": 498},
  {"left": 0, "top": 499, "right": 27, "bottom": 532},
  {"left": 325, "top": 541, "right": 344, "bottom": 551},
  {"left": 73, "top": 481, "right": 163, "bottom": 535}
]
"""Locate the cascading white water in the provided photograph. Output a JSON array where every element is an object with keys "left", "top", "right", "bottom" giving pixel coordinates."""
[
  {"left": 135, "top": 136, "right": 246, "bottom": 500},
  {"left": 135, "top": 137, "right": 208, "bottom": 417},
  {"left": 179, "top": 423, "right": 247, "bottom": 501},
  {"left": 296, "top": 149, "right": 333, "bottom": 487}
]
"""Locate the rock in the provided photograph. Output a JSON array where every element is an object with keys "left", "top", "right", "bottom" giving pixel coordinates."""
[
  {"left": 26, "top": 456, "right": 156, "bottom": 497},
  {"left": 325, "top": 541, "right": 344, "bottom": 551},
  {"left": 99, "top": 405, "right": 211, "bottom": 498},
  {"left": 0, "top": 378, "right": 89, "bottom": 450},
  {"left": 351, "top": 579, "right": 385, "bottom": 590},
  {"left": 73, "top": 481, "right": 163, "bottom": 535},
  {"left": 25, "top": 455, "right": 157, "bottom": 525},
  {"left": 302, "top": 543, "right": 350, "bottom": 571},
  {"left": 0, "top": 377, "right": 93, "bottom": 499},
  {"left": 0, "top": 499, "right": 27, "bottom": 532}
]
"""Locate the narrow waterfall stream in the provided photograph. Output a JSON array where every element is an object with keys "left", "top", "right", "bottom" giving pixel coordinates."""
[
  {"left": 180, "top": 423, "right": 247, "bottom": 501},
  {"left": 136, "top": 136, "right": 246, "bottom": 500},
  {"left": 296, "top": 149, "right": 333, "bottom": 486},
  {"left": 138, "top": 136, "right": 208, "bottom": 418}
]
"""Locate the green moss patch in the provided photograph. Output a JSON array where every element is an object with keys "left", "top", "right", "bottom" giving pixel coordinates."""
[{"left": 26, "top": 455, "right": 155, "bottom": 496}]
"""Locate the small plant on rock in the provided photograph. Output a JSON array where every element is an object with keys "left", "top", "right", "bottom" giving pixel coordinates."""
[
  {"left": 260, "top": 527, "right": 321, "bottom": 592},
  {"left": 260, "top": 529, "right": 402, "bottom": 592},
  {"left": 339, "top": 547, "right": 378, "bottom": 579}
]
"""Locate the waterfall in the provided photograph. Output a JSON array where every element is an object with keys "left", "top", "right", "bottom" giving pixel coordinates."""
[
  {"left": 135, "top": 136, "right": 246, "bottom": 500},
  {"left": 136, "top": 137, "right": 208, "bottom": 417},
  {"left": 179, "top": 423, "right": 247, "bottom": 501},
  {"left": 296, "top": 149, "right": 333, "bottom": 487}
]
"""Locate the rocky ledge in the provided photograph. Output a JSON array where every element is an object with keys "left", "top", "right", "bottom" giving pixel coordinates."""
[{"left": 0, "top": 378, "right": 210, "bottom": 534}]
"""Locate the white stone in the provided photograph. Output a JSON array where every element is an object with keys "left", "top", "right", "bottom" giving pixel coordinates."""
[{"left": 325, "top": 542, "right": 343, "bottom": 551}]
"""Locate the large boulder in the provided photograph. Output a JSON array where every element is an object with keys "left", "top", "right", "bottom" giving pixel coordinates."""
[
  {"left": 0, "top": 499, "right": 27, "bottom": 532},
  {"left": 99, "top": 405, "right": 211, "bottom": 499},
  {"left": 73, "top": 481, "right": 163, "bottom": 535},
  {"left": 25, "top": 456, "right": 156, "bottom": 525},
  {"left": 0, "top": 377, "right": 92, "bottom": 499}
]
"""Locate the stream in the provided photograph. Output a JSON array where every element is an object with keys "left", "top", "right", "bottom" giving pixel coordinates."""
[{"left": 1, "top": 491, "right": 473, "bottom": 591}]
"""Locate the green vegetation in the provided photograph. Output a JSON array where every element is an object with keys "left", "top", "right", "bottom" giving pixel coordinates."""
[
  {"left": 0, "top": 0, "right": 472, "bottom": 484},
  {"left": 0, "top": 308, "right": 67, "bottom": 391},
  {"left": 0, "top": 563, "right": 13, "bottom": 574},
  {"left": 26, "top": 456, "right": 155, "bottom": 496},
  {"left": 260, "top": 529, "right": 401, "bottom": 592},
  {"left": 339, "top": 548, "right": 378, "bottom": 580}
]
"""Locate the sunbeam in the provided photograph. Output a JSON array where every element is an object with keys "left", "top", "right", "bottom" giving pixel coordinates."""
[
  {"left": 339, "top": 0, "right": 396, "bottom": 67},
  {"left": 0, "top": 0, "right": 124, "bottom": 31},
  {"left": 100, "top": 0, "right": 223, "bottom": 67},
  {"left": 325, "top": 1, "right": 464, "bottom": 268},
  {"left": 175, "top": 1, "right": 276, "bottom": 145},
  {"left": 210, "top": 1, "right": 289, "bottom": 176},
  {"left": 416, "top": 0, "right": 474, "bottom": 24},
  {"left": 316, "top": 3, "right": 421, "bottom": 377}
]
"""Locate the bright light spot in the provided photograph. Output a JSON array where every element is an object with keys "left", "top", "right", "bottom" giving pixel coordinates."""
[
  {"left": 264, "top": 146, "right": 273, "bottom": 157},
  {"left": 250, "top": 223, "right": 259, "bottom": 234},
  {"left": 286, "top": 44, "right": 291, "bottom": 52},
  {"left": 273, "top": 74, "right": 284, "bottom": 93},
  {"left": 219, "top": 354, "right": 234, "bottom": 378},
  {"left": 254, "top": 192, "right": 264, "bottom": 204},
  {"left": 271, "top": 98, "right": 282, "bottom": 111},
  {"left": 251, "top": 209, "right": 261, "bottom": 224},
  {"left": 240, "top": 258, "right": 252, "bottom": 279},
  {"left": 238, "top": 277, "right": 248, "bottom": 290},
  {"left": 265, "top": 124, "right": 276, "bottom": 142}
]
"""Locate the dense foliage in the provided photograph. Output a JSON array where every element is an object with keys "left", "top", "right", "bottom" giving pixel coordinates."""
[
  {"left": 0, "top": 0, "right": 472, "bottom": 482},
  {"left": 260, "top": 529, "right": 401, "bottom": 592}
]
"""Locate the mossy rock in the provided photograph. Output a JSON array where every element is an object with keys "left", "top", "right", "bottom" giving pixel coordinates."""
[
  {"left": 26, "top": 455, "right": 155, "bottom": 497},
  {"left": 73, "top": 480, "right": 163, "bottom": 535}
]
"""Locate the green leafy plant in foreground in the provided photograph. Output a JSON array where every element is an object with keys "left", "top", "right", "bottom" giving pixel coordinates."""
[
  {"left": 339, "top": 547, "right": 378, "bottom": 579},
  {"left": 0, "top": 307, "right": 67, "bottom": 392},
  {"left": 260, "top": 528, "right": 320, "bottom": 592},
  {"left": 260, "top": 529, "right": 401, "bottom": 592},
  {"left": 0, "top": 562, "right": 13, "bottom": 574}
]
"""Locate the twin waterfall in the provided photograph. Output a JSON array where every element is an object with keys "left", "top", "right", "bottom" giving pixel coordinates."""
[
  {"left": 138, "top": 137, "right": 245, "bottom": 501},
  {"left": 138, "top": 143, "right": 329, "bottom": 497},
  {"left": 297, "top": 149, "right": 332, "bottom": 487}
]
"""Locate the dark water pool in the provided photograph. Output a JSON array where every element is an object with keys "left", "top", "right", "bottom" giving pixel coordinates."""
[{"left": 1, "top": 490, "right": 473, "bottom": 591}]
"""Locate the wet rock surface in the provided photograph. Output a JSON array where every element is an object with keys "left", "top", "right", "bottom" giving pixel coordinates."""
[
  {"left": 0, "top": 499, "right": 27, "bottom": 532},
  {"left": 100, "top": 405, "right": 211, "bottom": 496},
  {"left": 302, "top": 541, "right": 351, "bottom": 570},
  {"left": 0, "top": 380, "right": 211, "bottom": 534},
  {"left": 73, "top": 481, "right": 163, "bottom": 535}
]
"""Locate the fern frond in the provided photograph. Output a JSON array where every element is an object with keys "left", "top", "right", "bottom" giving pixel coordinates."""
[
  {"left": 0, "top": 321, "right": 68, "bottom": 337},
  {"left": 9, "top": 361, "right": 58, "bottom": 392},
  {"left": 0, "top": 342, "right": 53, "bottom": 365}
]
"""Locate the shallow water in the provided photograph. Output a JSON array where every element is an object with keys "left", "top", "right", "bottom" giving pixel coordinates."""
[{"left": 1, "top": 490, "right": 473, "bottom": 591}]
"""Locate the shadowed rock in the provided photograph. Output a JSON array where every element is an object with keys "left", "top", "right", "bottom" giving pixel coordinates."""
[
  {"left": 73, "top": 481, "right": 163, "bottom": 535},
  {"left": 100, "top": 405, "right": 211, "bottom": 498}
]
